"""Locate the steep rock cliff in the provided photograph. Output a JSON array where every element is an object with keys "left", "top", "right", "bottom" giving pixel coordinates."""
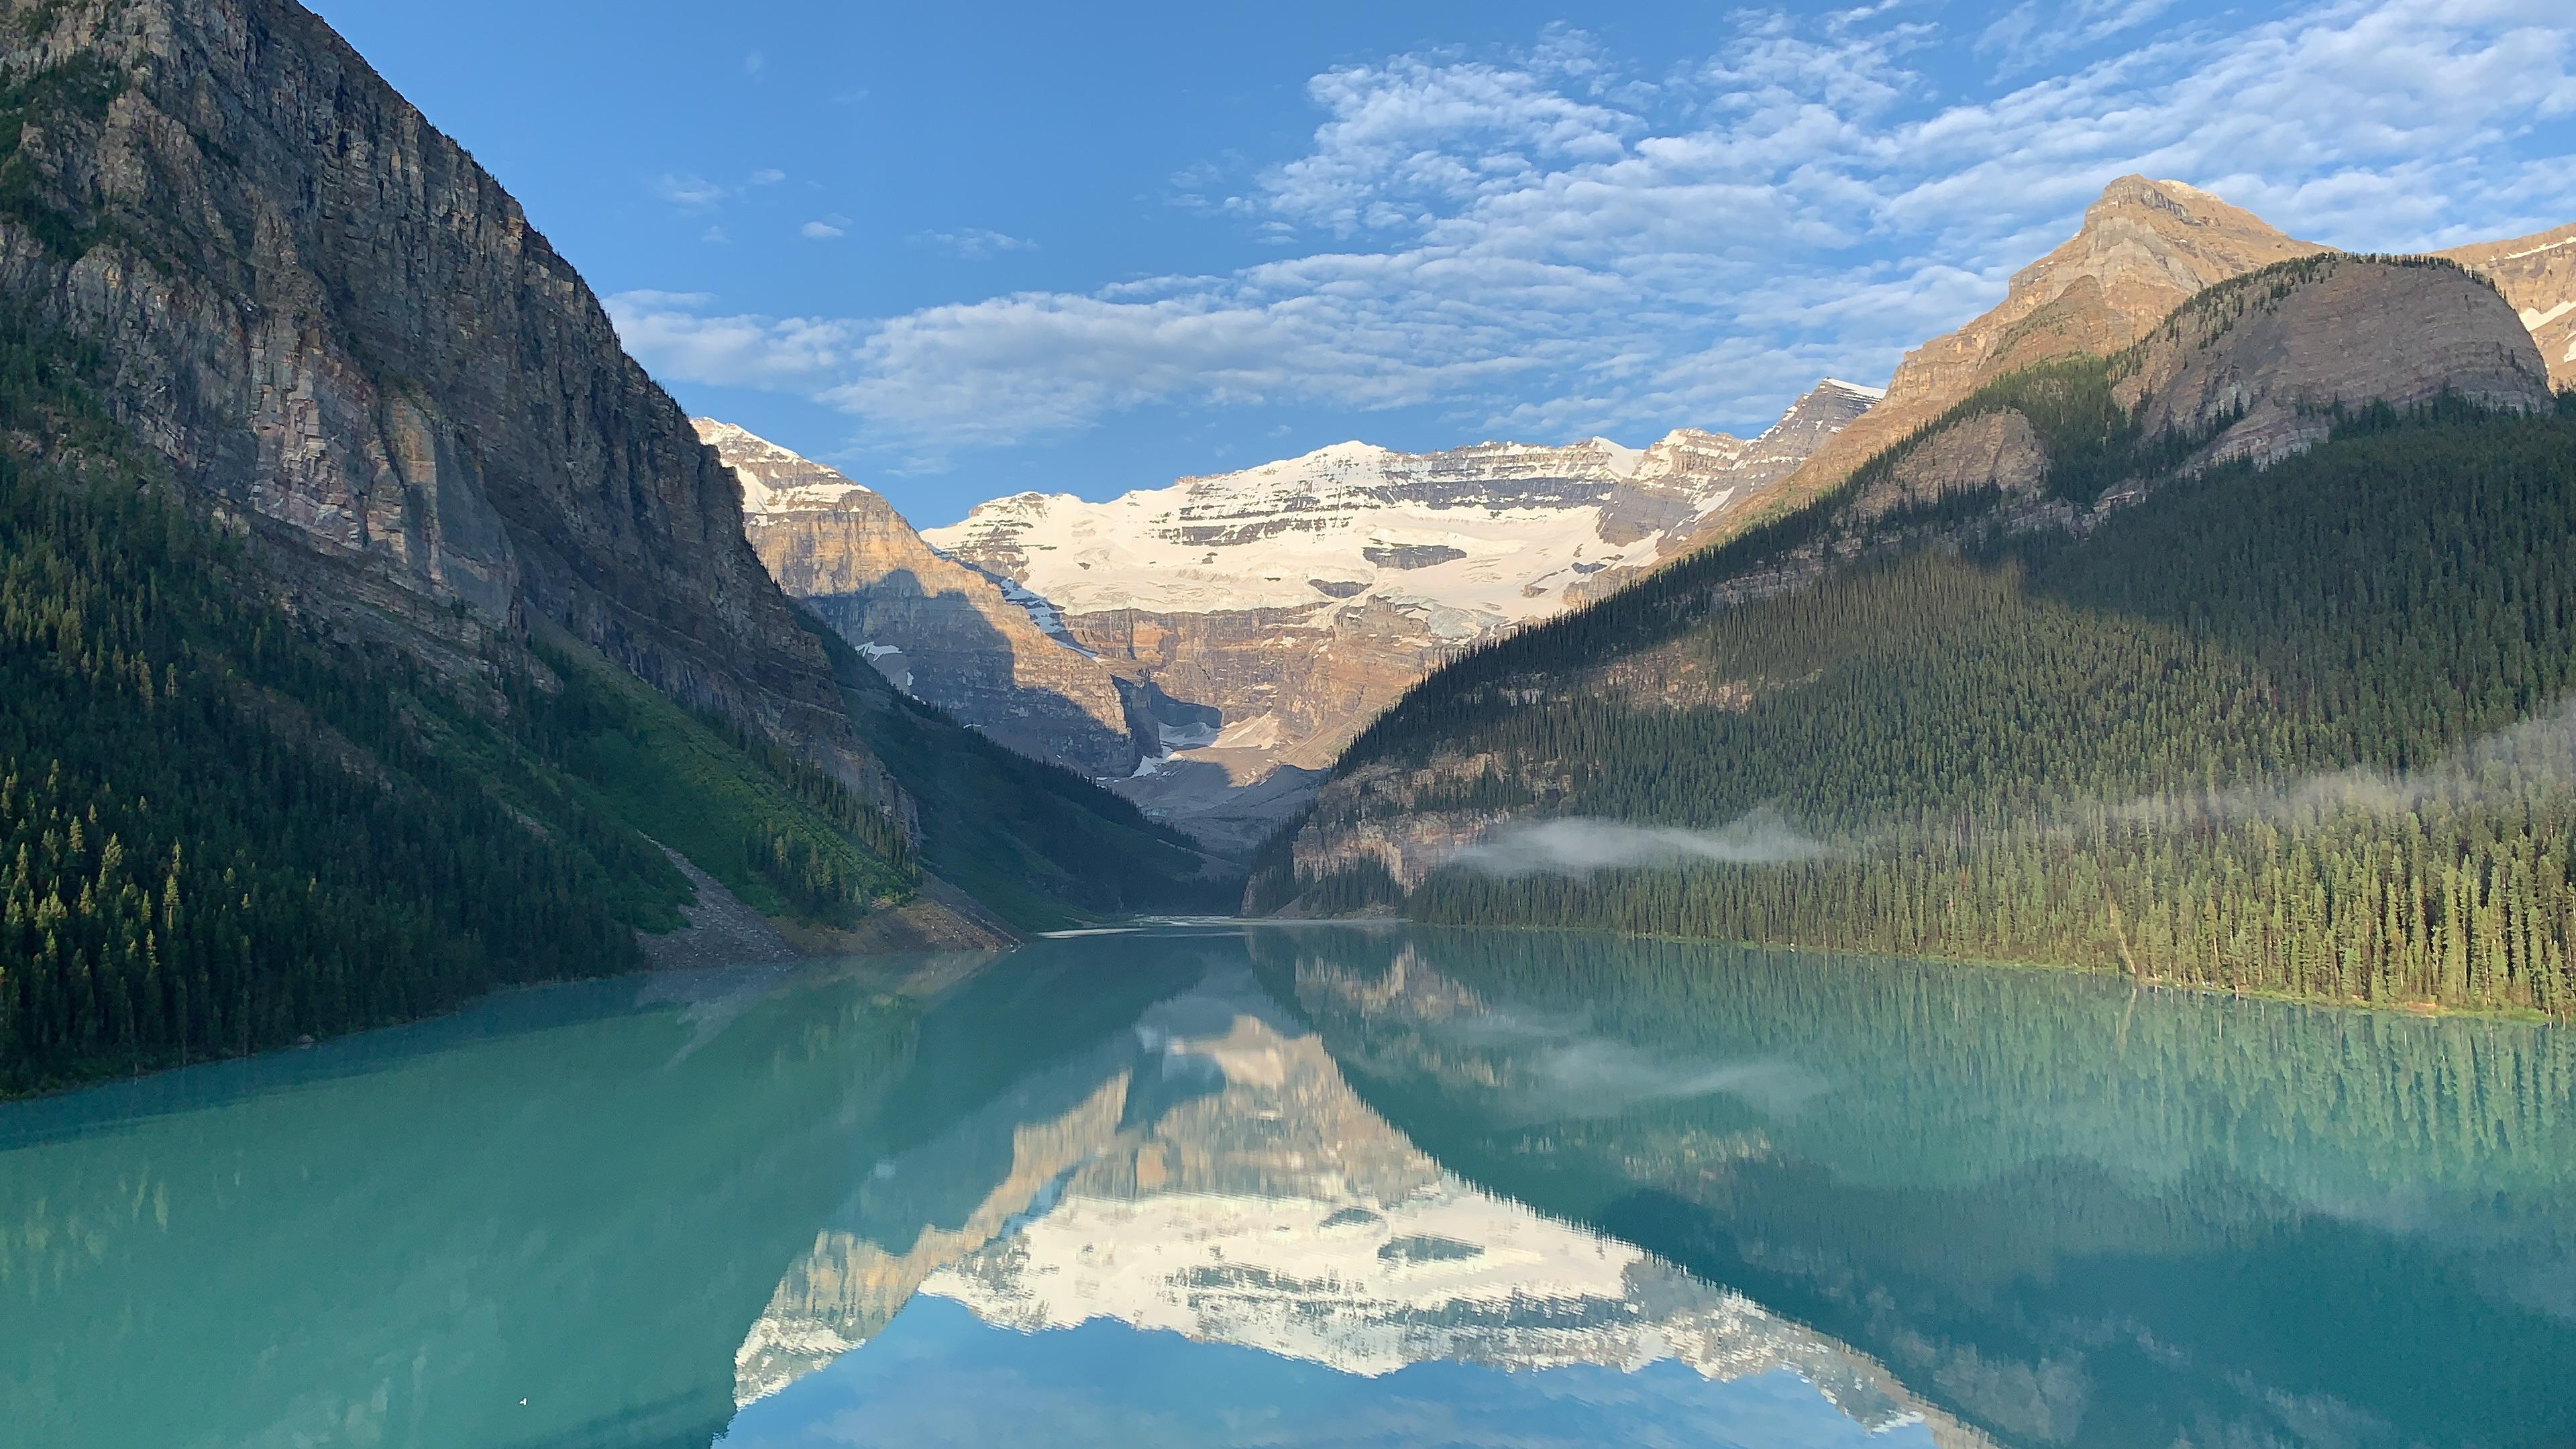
[
  {"left": 698, "top": 421, "right": 1145, "bottom": 777},
  {"left": 0, "top": 0, "right": 844, "bottom": 741},
  {"left": 2118, "top": 254, "right": 2553, "bottom": 466}
]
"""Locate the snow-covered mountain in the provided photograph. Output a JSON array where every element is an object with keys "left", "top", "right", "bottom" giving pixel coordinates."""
[
  {"left": 921, "top": 382, "right": 1880, "bottom": 849},
  {"left": 925, "top": 384, "right": 1882, "bottom": 625}
]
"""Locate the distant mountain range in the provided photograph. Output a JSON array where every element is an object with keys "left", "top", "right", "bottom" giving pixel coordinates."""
[
  {"left": 700, "top": 177, "right": 2575, "bottom": 866},
  {"left": 701, "top": 382, "right": 1880, "bottom": 853}
]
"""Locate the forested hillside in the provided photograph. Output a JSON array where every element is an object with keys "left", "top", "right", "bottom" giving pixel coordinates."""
[
  {"left": 1274, "top": 337, "right": 2576, "bottom": 1014},
  {"left": 0, "top": 319, "right": 945, "bottom": 1094}
]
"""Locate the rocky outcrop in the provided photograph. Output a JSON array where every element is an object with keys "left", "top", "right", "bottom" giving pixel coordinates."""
[
  {"left": 698, "top": 421, "right": 1145, "bottom": 777},
  {"left": 1654, "top": 182, "right": 2576, "bottom": 570},
  {"left": 1855, "top": 409, "right": 2051, "bottom": 522},
  {"left": 2117, "top": 254, "right": 2553, "bottom": 466},
  {"left": 2440, "top": 223, "right": 2576, "bottom": 392},
  {"left": 0, "top": 0, "right": 855, "bottom": 751},
  {"left": 915, "top": 382, "right": 1873, "bottom": 849},
  {"left": 1660, "top": 178, "right": 2329, "bottom": 559}
]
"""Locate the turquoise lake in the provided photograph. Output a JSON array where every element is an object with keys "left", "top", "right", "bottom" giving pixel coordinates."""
[{"left": 4, "top": 924, "right": 2572, "bottom": 1448}]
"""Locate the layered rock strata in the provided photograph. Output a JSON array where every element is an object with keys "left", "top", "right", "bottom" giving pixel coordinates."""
[
  {"left": 698, "top": 421, "right": 1145, "bottom": 777},
  {"left": 0, "top": 0, "right": 861, "bottom": 751},
  {"left": 2440, "top": 223, "right": 2576, "bottom": 391}
]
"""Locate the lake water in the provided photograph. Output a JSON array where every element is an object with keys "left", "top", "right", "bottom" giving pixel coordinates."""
[{"left": 4, "top": 925, "right": 2572, "bottom": 1449}]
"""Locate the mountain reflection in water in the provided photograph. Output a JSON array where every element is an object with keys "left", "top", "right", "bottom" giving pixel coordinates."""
[{"left": 4, "top": 926, "right": 2571, "bottom": 1449}]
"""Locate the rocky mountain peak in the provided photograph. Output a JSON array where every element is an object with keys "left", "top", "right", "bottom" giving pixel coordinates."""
[
  {"left": 2012, "top": 176, "right": 2323, "bottom": 317},
  {"left": 1674, "top": 180, "right": 2332, "bottom": 559},
  {"left": 1921, "top": 176, "right": 2326, "bottom": 406},
  {"left": 691, "top": 420, "right": 875, "bottom": 515}
]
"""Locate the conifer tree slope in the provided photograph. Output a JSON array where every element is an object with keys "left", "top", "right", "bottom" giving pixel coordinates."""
[{"left": 1273, "top": 256, "right": 2576, "bottom": 1016}]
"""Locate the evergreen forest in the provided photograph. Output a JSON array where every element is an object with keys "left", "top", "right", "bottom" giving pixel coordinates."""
[{"left": 1297, "top": 394, "right": 2576, "bottom": 1017}]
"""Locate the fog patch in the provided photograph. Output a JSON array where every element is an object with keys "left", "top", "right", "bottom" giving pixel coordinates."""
[
  {"left": 1452, "top": 809, "right": 1836, "bottom": 878},
  {"left": 2104, "top": 700, "right": 2576, "bottom": 833}
]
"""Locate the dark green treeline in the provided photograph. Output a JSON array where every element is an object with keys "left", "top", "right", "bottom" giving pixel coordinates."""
[{"left": 1344, "top": 400, "right": 2576, "bottom": 1014}]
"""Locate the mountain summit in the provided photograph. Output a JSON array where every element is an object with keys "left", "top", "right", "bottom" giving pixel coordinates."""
[{"left": 1658, "top": 177, "right": 2328, "bottom": 560}]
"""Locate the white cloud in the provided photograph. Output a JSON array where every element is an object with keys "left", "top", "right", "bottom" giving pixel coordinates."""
[
  {"left": 925, "top": 227, "right": 1038, "bottom": 259},
  {"left": 605, "top": 292, "right": 859, "bottom": 389},
  {"left": 655, "top": 168, "right": 796, "bottom": 212},
  {"left": 801, "top": 217, "right": 849, "bottom": 241},
  {"left": 654, "top": 173, "right": 730, "bottom": 209},
  {"left": 614, "top": 1, "right": 2576, "bottom": 465}
]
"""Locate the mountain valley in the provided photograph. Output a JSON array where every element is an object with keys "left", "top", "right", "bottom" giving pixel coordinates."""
[{"left": 703, "top": 382, "right": 1879, "bottom": 853}]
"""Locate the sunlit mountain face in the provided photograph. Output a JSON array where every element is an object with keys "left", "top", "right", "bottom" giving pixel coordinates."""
[{"left": 6, "top": 927, "right": 2570, "bottom": 1449}]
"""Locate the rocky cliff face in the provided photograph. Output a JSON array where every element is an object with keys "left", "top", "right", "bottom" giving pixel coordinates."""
[
  {"left": 911, "top": 381, "right": 1874, "bottom": 851},
  {"left": 0, "top": 0, "right": 848, "bottom": 745},
  {"left": 2118, "top": 254, "right": 2553, "bottom": 466},
  {"left": 698, "top": 421, "right": 1145, "bottom": 777},
  {"left": 2439, "top": 223, "right": 2576, "bottom": 392}
]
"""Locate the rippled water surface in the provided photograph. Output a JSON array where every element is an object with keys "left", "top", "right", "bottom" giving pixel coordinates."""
[{"left": 5, "top": 926, "right": 2573, "bottom": 1448}]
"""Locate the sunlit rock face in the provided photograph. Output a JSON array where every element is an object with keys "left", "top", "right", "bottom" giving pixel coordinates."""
[
  {"left": 2440, "top": 223, "right": 2576, "bottom": 391},
  {"left": 731, "top": 968, "right": 1990, "bottom": 1443},
  {"left": 699, "top": 421, "right": 1146, "bottom": 777},
  {"left": 1667, "top": 178, "right": 2333, "bottom": 557},
  {"left": 1647, "top": 178, "right": 2576, "bottom": 573},
  {"left": 0, "top": 0, "right": 851, "bottom": 736}
]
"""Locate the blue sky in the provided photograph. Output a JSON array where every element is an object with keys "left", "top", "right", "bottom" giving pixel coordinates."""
[{"left": 306, "top": 0, "right": 2576, "bottom": 527}]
